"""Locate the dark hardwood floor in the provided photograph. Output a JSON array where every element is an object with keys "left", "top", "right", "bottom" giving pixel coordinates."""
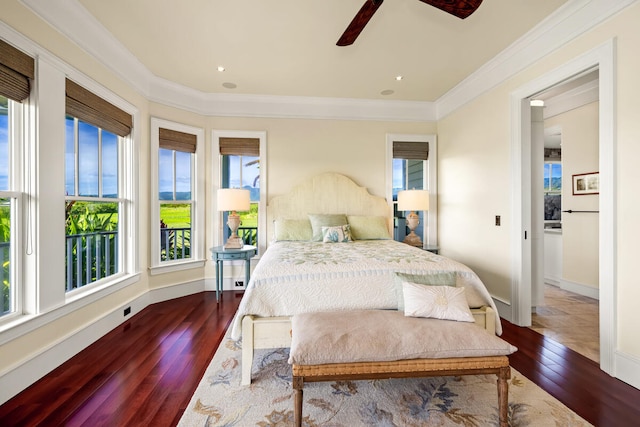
[{"left": 1, "top": 291, "right": 639, "bottom": 426}]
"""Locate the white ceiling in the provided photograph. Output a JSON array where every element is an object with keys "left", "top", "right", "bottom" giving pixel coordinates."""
[{"left": 72, "top": 0, "right": 568, "bottom": 102}]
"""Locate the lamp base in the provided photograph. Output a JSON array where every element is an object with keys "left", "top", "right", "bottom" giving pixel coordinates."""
[
  {"left": 403, "top": 231, "right": 423, "bottom": 247},
  {"left": 224, "top": 236, "right": 244, "bottom": 249}
]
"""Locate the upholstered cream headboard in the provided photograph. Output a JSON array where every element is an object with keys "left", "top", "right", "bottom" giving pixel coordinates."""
[{"left": 267, "top": 172, "right": 392, "bottom": 243}]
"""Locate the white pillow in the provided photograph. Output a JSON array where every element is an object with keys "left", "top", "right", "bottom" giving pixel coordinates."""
[{"left": 402, "top": 281, "right": 474, "bottom": 322}]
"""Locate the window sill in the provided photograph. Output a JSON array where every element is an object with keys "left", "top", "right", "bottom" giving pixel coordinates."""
[{"left": 148, "top": 258, "right": 206, "bottom": 276}]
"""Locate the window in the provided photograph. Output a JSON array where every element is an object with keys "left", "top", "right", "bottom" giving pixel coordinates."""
[
  {"left": 0, "top": 96, "right": 20, "bottom": 317},
  {"left": 64, "top": 79, "right": 132, "bottom": 292},
  {"left": 159, "top": 128, "right": 195, "bottom": 262},
  {"left": 150, "top": 118, "right": 204, "bottom": 272},
  {"left": 213, "top": 131, "right": 267, "bottom": 255},
  {"left": 220, "top": 137, "right": 260, "bottom": 248},
  {"left": 386, "top": 134, "right": 437, "bottom": 246},
  {"left": 392, "top": 141, "right": 428, "bottom": 242},
  {"left": 0, "top": 39, "right": 33, "bottom": 319},
  {"left": 544, "top": 162, "right": 562, "bottom": 223}
]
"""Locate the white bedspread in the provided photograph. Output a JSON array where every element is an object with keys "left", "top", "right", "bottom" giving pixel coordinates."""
[{"left": 230, "top": 240, "right": 502, "bottom": 339}]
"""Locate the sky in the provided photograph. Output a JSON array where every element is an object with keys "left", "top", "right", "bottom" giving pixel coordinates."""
[{"left": 65, "top": 118, "right": 118, "bottom": 197}]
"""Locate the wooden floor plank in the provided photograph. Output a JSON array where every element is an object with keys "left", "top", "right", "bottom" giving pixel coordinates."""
[{"left": 1, "top": 291, "right": 639, "bottom": 427}]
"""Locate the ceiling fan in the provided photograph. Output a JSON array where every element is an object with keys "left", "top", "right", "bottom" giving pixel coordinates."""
[{"left": 337, "top": 0, "right": 483, "bottom": 46}]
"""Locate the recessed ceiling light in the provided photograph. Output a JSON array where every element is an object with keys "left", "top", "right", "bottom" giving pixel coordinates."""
[
  {"left": 222, "top": 82, "right": 237, "bottom": 89},
  {"left": 530, "top": 99, "right": 545, "bottom": 107},
  {"left": 217, "top": 66, "right": 225, "bottom": 72},
  {"left": 380, "top": 89, "right": 394, "bottom": 96},
  {"left": 395, "top": 75, "right": 403, "bottom": 81}
]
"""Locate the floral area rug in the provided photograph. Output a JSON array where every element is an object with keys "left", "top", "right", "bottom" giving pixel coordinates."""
[{"left": 179, "top": 329, "right": 592, "bottom": 427}]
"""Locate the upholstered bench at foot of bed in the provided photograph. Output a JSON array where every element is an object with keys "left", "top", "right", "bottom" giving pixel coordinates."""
[{"left": 287, "top": 310, "right": 517, "bottom": 427}]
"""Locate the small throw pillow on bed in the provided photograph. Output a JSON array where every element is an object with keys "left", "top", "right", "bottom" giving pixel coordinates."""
[
  {"left": 322, "top": 224, "right": 353, "bottom": 243},
  {"left": 308, "top": 213, "right": 348, "bottom": 241},
  {"left": 402, "top": 281, "right": 475, "bottom": 322}
]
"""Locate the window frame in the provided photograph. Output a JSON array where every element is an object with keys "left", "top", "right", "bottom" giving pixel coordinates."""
[
  {"left": 149, "top": 118, "right": 205, "bottom": 274},
  {"left": 64, "top": 116, "right": 125, "bottom": 294},
  {"left": 386, "top": 134, "right": 438, "bottom": 246}
]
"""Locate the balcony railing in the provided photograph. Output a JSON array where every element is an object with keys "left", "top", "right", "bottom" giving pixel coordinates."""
[
  {"left": 66, "top": 231, "right": 118, "bottom": 291},
  {"left": 160, "top": 226, "right": 191, "bottom": 261},
  {"left": 236, "top": 226, "right": 258, "bottom": 247}
]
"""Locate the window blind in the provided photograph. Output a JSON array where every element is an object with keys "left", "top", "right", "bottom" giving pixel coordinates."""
[
  {"left": 159, "top": 127, "right": 197, "bottom": 153},
  {"left": 219, "top": 137, "right": 259, "bottom": 156},
  {"left": 0, "top": 39, "right": 35, "bottom": 102},
  {"left": 393, "top": 141, "right": 429, "bottom": 160},
  {"left": 65, "top": 79, "right": 133, "bottom": 137}
]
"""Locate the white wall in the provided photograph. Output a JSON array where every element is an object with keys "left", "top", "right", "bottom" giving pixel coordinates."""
[
  {"left": 438, "top": 3, "right": 640, "bottom": 385},
  {"left": 545, "top": 102, "right": 599, "bottom": 292}
]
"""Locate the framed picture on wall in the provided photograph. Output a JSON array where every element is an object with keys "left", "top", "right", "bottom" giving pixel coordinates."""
[{"left": 572, "top": 172, "right": 599, "bottom": 195}]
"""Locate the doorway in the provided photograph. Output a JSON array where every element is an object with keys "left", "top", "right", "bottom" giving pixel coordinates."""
[
  {"left": 509, "top": 40, "right": 616, "bottom": 374},
  {"left": 528, "top": 72, "right": 601, "bottom": 363}
]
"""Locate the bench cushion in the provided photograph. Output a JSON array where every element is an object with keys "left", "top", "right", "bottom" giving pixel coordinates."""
[{"left": 288, "top": 310, "right": 517, "bottom": 366}]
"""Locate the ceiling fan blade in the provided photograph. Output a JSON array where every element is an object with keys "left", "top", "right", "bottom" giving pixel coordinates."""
[
  {"left": 418, "top": 0, "right": 483, "bottom": 19},
  {"left": 337, "top": 0, "right": 384, "bottom": 46}
]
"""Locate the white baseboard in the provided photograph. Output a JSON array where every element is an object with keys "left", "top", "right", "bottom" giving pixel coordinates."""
[
  {"left": 0, "top": 292, "right": 149, "bottom": 405},
  {"left": 0, "top": 281, "right": 208, "bottom": 406},
  {"left": 148, "top": 279, "right": 205, "bottom": 303},
  {"left": 559, "top": 279, "right": 599, "bottom": 300},
  {"left": 615, "top": 350, "right": 640, "bottom": 391},
  {"left": 492, "top": 297, "right": 512, "bottom": 324}
]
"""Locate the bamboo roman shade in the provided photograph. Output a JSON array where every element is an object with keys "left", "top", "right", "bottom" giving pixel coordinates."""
[
  {"left": 65, "top": 79, "right": 133, "bottom": 137},
  {"left": 0, "top": 39, "right": 35, "bottom": 102},
  {"left": 393, "top": 141, "right": 429, "bottom": 160},
  {"left": 219, "top": 137, "right": 259, "bottom": 156},
  {"left": 159, "top": 127, "right": 197, "bottom": 153}
]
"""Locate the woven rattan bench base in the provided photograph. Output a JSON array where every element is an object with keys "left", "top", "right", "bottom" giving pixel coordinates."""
[{"left": 292, "top": 355, "right": 511, "bottom": 427}]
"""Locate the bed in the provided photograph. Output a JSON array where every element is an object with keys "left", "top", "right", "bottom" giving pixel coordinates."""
[{"left": 231, "top": 173, "right": 502, "bottom": 385}]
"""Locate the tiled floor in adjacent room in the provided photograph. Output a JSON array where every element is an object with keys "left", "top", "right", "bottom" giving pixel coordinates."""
[{"left": 531, "top": 284, "right": 600, "bottom": 362}]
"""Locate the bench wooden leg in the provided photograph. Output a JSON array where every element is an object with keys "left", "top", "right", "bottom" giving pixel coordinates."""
[
  {"left": 497, "top": 366, "right": 510, "bottom": 427},
  {"left": 293, "top": 376, "right": 304, "bottom": 427}
]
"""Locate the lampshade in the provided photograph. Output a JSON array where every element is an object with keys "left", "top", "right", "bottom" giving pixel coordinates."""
[
  {"left": 217, "top": 188, "right": 250, "bottom": 212},
  {"left": 397, "top": 190, "right": 429, "bottom": 211}
]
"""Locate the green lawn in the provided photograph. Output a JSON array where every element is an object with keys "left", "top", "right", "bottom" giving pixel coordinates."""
[{"left": 160, "top": 203, "right": 258, "bottom": 228}]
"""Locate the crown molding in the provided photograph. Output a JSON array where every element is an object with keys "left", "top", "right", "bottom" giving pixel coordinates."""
[
  {"left": 436, "top": 0, "right": 636, "bottom": 120},
  {"left": 543, "top": 78, "right": 599, "bottom": 119},
  {"left": 18, "top": 0, "right": 636, "bottom": 122}
]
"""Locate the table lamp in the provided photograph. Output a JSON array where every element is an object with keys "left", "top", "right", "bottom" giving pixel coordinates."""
[
  {"left": 397, "top": 189, "right": 429, "bottom": 247},
  {"left": 217, "top": 188, "right": 251, "bottom": 249}
]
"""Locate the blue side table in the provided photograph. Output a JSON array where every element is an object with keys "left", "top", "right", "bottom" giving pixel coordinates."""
[{"left": 210, "top": 245, "right": 256, "bottom": 301}]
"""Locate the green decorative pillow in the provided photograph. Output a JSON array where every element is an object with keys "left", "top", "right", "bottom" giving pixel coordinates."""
[
  {"left": 394, "top": 272, "right": 457, "bottom": 310},
  {"left": 273, "top": 219, "right": 313, "bottom": 241},
  {"left": 322, "top": 224, "right": 353, "bottom": 243},
  {"left": 347, "top": 215, "right": 391, "bottom": 240},
  {"left": 308, "top": 213, "right": 348, "bottom": 241}
]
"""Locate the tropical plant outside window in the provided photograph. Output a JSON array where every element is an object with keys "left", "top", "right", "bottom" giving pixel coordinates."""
[
  {"left": 65, "top": 116, "right": 121, "bottom": 291},
  {"left": 222, "top": 155, "right": 259, "bottom": 246},
  {"left": 159, "top": 147, "right": 192, "bottom": 262}
]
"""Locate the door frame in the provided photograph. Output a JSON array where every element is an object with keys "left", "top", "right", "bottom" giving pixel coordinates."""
[{"left": 509, "top": 39, "right": 616, "bottom": 374}]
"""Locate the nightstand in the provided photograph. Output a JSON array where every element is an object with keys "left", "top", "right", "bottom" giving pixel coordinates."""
[
  {"left": 423, "top": 245, "right": 440, "bottom": 254},
  {"left": 210, "top": 245, "right": 256, "bottom": 301}
]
